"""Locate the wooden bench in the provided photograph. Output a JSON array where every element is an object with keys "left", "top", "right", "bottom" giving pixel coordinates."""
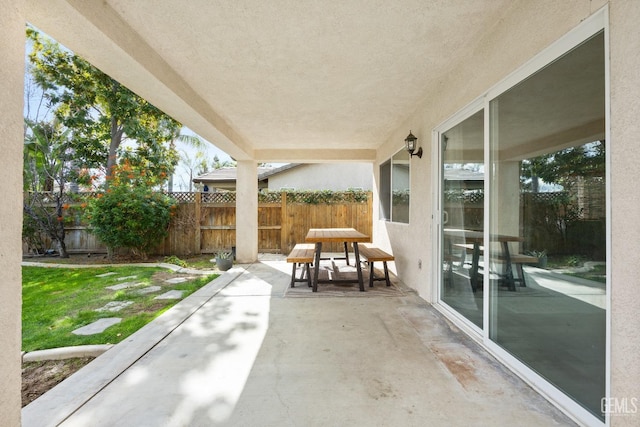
[
  {"left": 358, "top": 244, "right": 394, "bottom": 287},
  {"left": 501, "top": 254, "right": 538, "bottom": 287},
  {"left": 286, "top": 243, "right": 315, "bottom": 288},
  {"left": 454, "top": 243, "right": 537, "bottom": 287}
]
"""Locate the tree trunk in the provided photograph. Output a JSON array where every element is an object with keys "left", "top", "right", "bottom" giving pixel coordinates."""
[
  {"left": 106, "top": 115, "right": 123, "bottom": 186},
  {"left": 56, "top": 239, "right": 69, "bottom": 258}
]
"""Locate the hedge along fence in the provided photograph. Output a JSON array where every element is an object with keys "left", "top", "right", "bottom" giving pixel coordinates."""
[{"left": 24, "top": 190, "right": 373, "bottom": 256}]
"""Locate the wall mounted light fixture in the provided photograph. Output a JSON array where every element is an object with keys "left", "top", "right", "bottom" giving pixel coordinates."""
[{"left": 404, "top": 131, "right": 422, "bottom": 158}]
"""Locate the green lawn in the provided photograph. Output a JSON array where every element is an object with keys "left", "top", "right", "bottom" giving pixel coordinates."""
[{"left": 22, "top": 266, "right": 217, "bottom": 352}]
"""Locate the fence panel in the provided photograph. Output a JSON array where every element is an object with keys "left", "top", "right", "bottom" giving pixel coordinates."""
[
  {"left": 24, "top": 191, "right": 373, "bottom": 257},
  {"left": 200, "top": 203, "right": 236, "bottom": 253}
]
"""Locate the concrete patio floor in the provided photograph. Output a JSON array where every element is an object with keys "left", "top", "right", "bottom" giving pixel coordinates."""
[{"left": 22, "top": 255, "right": 576, "bottom": 427}]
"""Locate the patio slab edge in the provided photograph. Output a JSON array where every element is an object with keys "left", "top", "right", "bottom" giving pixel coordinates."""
[
  {"left": 21, "top": 267, "right": 245, "bottom": 427},
  {"left": 23, "top": 345, "right": 114, "bottom": 363},
  {"left": 21, "top": 261, "right": 216, "bottom": 275}
]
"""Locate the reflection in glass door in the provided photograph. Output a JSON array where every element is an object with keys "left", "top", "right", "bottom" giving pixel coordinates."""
[
  {"left": 489, "top": 32, "right": 606, "bottom": 420},
  {"left": 440, "top": 110, "right": 484, "bottom": 328}
]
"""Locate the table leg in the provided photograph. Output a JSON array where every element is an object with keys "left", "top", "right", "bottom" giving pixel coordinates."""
[
  {"left": 344, "top": 242, "right": 350, "bottom": 266},
  {"left": 312, "top": 242, "right": 322, "bottom": 292},
  {"left": 353, "top": 242, "right": 365, "bottom": 292},
  {"left": 502, "top": 242, "right": 516, "bottom": 291},
  {"left": 470, "top": 242, "right": 481, "bottom": 292}
]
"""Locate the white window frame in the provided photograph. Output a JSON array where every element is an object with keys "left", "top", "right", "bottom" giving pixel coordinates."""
[
  {"left": 380, "top": 148, "right": 411, "bottom": 224},
  {"left": 432, "top": 7, "right": 610, "bottom": 426}
]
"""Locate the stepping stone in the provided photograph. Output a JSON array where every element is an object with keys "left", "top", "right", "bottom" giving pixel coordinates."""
[
  {"left": 154, "top": 290, "right": 185, "bottom": 300},
  {"left": 164, "top": 277, "right": 191, "bottom": 284},
  {"left": 96, "top": 272, "right": 117, "bottom": 278},
  {"left": 95, "top": 301, "right": 134, "bottom": 312},
  {"left": 72, "top": 318, "right": 121, "bottom": 336},
  {"left": 131, "top": 285, "right": 161, "bottom": 295},
  {"left": 106, "top": 281, "right": 144, "bottom": 291},
  {"left": 117, "top": 275, "right": 138, "bottom": 281}
]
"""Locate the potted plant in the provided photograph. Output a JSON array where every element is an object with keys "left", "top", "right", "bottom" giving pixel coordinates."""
[
  {"left": 214, "top": 250, "right": 233, "bottom": 271},
  {"left": 528, "top": 250, "right": 548, "bottom": 268}
]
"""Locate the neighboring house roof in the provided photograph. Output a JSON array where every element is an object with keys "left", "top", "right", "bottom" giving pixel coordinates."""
[
  {"left": 192, "top": 166, "right": 282, "bottom": 184},
  {"left": 193, "top": 163, "right": 372, "bottom": 191}
]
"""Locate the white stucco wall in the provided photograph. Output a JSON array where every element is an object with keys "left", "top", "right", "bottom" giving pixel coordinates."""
[
  {"left": 376, "top": 1, "right": 611, "bottom": 302},
  {"left": 0, "top": 0, "right": 25, "bottom": 424},
  {"left": 374, "top": 1, "right": 640, "bottom": 425},
  {"left": 609, "top": 1, "right": 640, "bottom": 424},
  {"left": 267, "top": 163, "right": 373, "bottom": 191}
]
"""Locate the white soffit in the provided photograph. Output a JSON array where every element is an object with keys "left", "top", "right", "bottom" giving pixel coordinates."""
[{"left": 26, "top": 0, "right": 513, "bottom": 161}]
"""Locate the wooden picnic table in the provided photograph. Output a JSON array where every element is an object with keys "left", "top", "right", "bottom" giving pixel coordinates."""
[
  {"left": 444, "top": 228, "right": 524, "bottom": 291},
  {"left": 305, "top": 228, "right": 370, "bottom": 292}
]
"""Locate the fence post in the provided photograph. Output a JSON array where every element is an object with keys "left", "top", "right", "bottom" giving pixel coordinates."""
[
  {"left": 194, "top": 191, "right": 201, "bottom": 254},
  {"left": 280, "top": 191, "right": 287, "bottom": 253}
]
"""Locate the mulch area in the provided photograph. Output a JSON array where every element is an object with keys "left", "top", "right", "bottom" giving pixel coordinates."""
[{"left": 22, "top": 357, "right": 95, "bottom": 407}]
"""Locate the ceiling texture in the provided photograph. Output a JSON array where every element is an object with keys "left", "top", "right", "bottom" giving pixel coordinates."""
[{"left": 26, "top": 0, "right": 515, "bottom": 162}]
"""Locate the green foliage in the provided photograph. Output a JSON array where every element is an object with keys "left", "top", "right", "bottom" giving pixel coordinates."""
[
  {"left": 521, "top": 140, "right": 605, "bottom": 191},
  {"left": 86, "top": 162, "right": 176, "bottom": 259},
  {"left": 279, "top": 189, "right": 369, "bottom": 204},
  {"left": 22, "top": 119, "right": 77, "bottom": 257},
  {"left": 26, "top": 27, "right": 181, "bottom": 181},
  {"left": 163, "top": 255, "right": 188, "bottom": 268},
  {"left": 215, "top": 251, "right": 232, "bottom": 260},
  {"left": 22, "top": 266, "right": 217, "bottom": 351}
]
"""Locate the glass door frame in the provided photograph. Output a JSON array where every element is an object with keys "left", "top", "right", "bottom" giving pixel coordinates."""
[
  {"left": 432, "top": 99, "right": 486, "bottom": 339},
  {"left": 431, "top": 7, "right": 610, "bottom": 426}
]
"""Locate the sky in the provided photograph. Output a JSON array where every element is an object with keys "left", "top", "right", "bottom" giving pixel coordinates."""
[
  {"left": 25, "top": 29, "right": 286, "bottom": 192},
  {"left": 171, "top": 128, "right": 234, "bottom": 191}
]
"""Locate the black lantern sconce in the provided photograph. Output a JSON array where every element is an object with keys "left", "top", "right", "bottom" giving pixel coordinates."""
[{"left": 404, "top": 130, "right": 422, "bottom": 158}]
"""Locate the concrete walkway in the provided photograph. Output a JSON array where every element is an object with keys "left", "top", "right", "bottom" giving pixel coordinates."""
[{"left": 22, "top": 256, "right": 575, "bottom": 427}]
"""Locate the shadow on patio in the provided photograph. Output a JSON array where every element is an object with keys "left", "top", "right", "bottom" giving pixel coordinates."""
[{"left": 22, "top": 255, "right": 575, "bottom": 426}]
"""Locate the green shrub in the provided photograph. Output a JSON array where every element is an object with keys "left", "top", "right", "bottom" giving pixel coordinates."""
[
  {"left": 86, "top": 162, "right": 175, "bottom": 259},
  {"left": 163, "top": 255, "right": 188, "bottom": 267}
]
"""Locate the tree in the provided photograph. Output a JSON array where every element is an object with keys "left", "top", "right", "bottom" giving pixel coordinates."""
[
  {"left": 27, "top": 27, "right": 181, "bottom": 185},
  {"left": 167, "top": 134, "right": 206, "bottom": 192},
  {"left": 521, "top": 140, "right": 605, "bottom": 191},
  {"left": 23, "top": 119, "right": 76, "bottom": 258}
]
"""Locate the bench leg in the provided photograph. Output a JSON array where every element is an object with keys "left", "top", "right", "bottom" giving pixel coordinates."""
[
  {"left": 312, "top": 242, "right": 322, "bottom": 292},
  {"left": 516, "top": 263, "right": 526, "bottom": 287},
  {"left": 369, "top": 262, "right": 375, "bottom": 288},
  {"left": 383, "top": 261, "right": 390, "bottom": 287},
  {"left": 290, "top": 263, "right": 297, "bottom": 288},
  {"left": 305, "top": 263, "right": 312, "bottom": 287}
]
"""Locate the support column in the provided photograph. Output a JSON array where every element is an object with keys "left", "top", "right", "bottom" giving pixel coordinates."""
[
  {"left": 610, "top": 2, "right": 640, "bottom": 425},
  {"left": 236, "top": 160, "right": 258, "bottom": 263},
  {"left": 0, "top": 0, "right": 26, "bottom": 424}
]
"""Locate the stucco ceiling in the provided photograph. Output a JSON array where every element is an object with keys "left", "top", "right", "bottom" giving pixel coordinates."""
[{"left": 26, "top": 0, "right": 515, "bottom": 162}]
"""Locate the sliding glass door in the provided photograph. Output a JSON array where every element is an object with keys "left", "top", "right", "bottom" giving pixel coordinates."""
[
  {"left": 437, "top": 27, "right": 607, "bottom": 422},
  {"left": 440, "top": 110, "right": 484, "bottom": 329},
  {"left": 489, "top": 32, "right": 606, "bottom": 420}
]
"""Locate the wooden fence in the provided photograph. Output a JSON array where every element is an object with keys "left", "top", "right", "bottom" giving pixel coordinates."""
[{"left": 25, "top": 191, "right": 373, "bottom": 256}]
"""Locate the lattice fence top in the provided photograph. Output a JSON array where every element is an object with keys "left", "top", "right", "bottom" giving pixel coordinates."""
[
  {"left": 167, "top": 192, "right": 195, "bottom": 203},
  {"left": 24, "top": 191, "right": 100, "bottom": 205},
  {"left": 444, "top": 190, "right": 484, "bottom": 203},
  {"left": 201, "top": 192, "right": 236, "bottom": 204}
]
